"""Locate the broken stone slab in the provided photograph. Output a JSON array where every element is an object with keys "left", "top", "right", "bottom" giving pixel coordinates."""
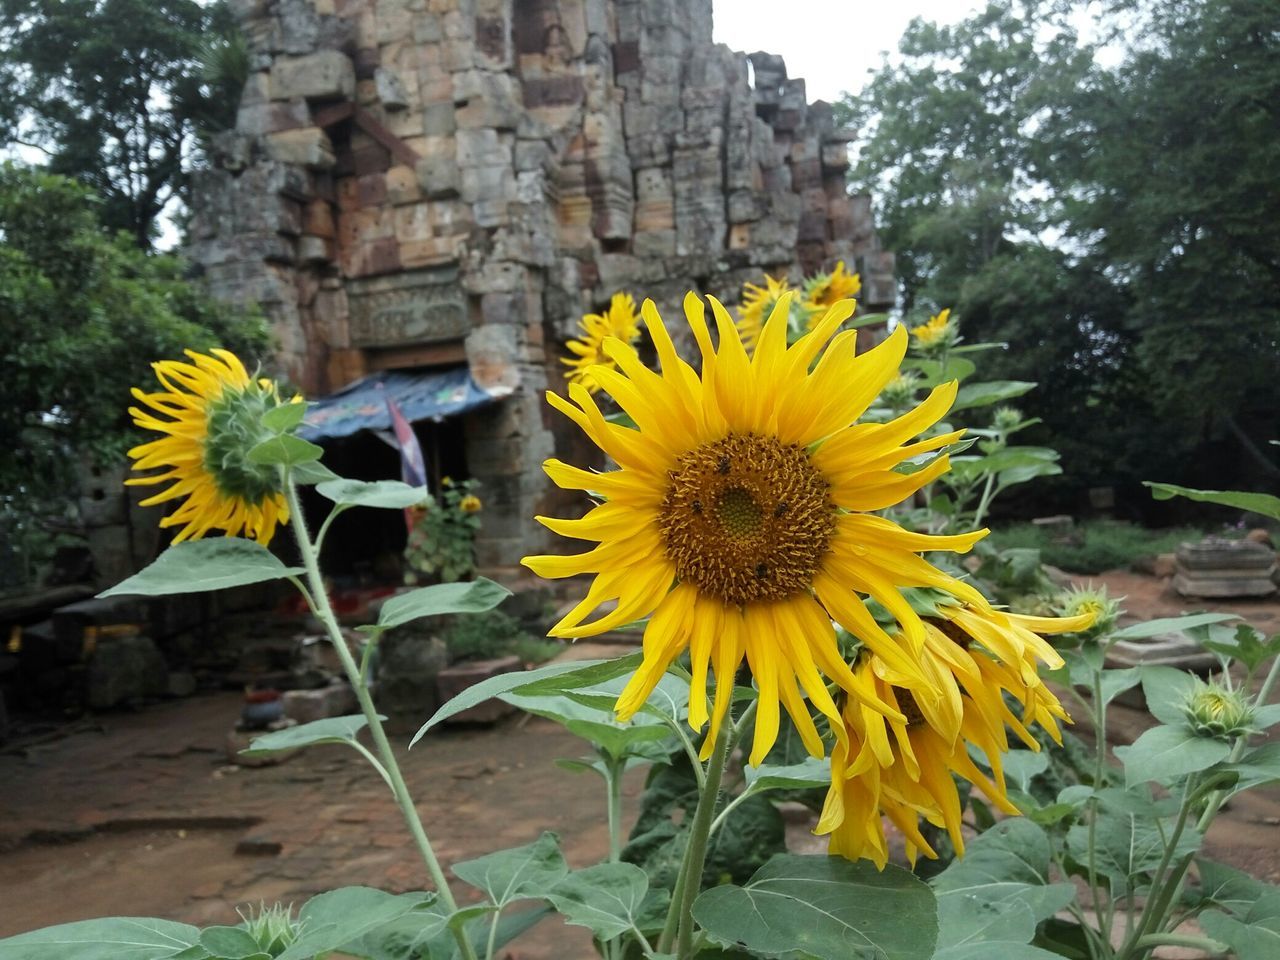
[
  {"left": 1107, "top": 632, "right": 1219, "bottom": 672},
  {"left": 1175, "top": 538, "right": 1276, "bottom": 597},
  {"left": 1174, "top": 573, "right": 1277, "bottom": 598},
  {"left": 265, "top": 127, "right": 336, "bottom": 169},
  {"left": 436, "top": 654, "right": 522, "bottom": 724},
  {"left": 282, "top": 683, "right": 358, "bottom": 724}
]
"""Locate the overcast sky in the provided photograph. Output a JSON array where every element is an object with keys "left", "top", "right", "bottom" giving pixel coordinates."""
[{"left": 712, "top": 0, "right": 981, "bottom": 103}]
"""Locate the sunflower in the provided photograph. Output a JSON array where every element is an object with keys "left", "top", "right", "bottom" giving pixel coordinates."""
[
  {"left": 802, "top": 262, "right": 862, "bottom": 327},
  {"left": 817, "top": 603, "right": 1094, "bottom": 866},
  {"left": 459, "top": 494, "right": 483, "bottom": 513},
  {"left": 562, "top": 292, "right": 641, "bottom": 393},
  {"left": 523, "top": 291, "right": 991, "bottom": 765},
  {"left": 908, "top": 308, "right": 955, "bottom": 350},
  {"left": 127, "top": 349, "right": 296, "bottom": 545},
  {"left": 737, "top": 274, "right": 792, "bottom": 352}
]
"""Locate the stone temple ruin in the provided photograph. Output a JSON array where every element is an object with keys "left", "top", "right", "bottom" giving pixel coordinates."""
[{"left": 189, "top": 0, "right": 894, "bottom": 574}]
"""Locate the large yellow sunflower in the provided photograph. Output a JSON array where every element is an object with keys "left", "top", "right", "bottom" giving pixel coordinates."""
[
  {"left": 737, "top": 275, "right": 792, "bottom": 352},
  {"left": 523, "top": 291, "right": 990, "bottom": 765},
  {"left": 817, "top": 604, "right": 1093, "bottom": 866},
  {"left": 802, "top": 261, "right": 862, "bottom": 329},
  {"left": 127, "top": 349, "right": 296, "bottom": 545},
  {"left": 562, "top": 292, "right": 641, "bottom": 394}
]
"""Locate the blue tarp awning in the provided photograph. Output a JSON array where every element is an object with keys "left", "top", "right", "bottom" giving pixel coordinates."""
[{"left": 298, "top": 367, "right": 501, "bottom": 441}]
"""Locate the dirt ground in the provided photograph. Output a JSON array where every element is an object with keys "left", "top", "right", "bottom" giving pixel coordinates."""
[{"left": 2, "top": 573, "right": 1279, "bottom": 957}]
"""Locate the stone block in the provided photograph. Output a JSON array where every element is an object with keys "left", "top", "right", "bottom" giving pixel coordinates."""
[
  {"left": 378, "top": 634, "right": 448, "bottom": 734},
  {"left": 416, "top": 155, "right": 460, "bottom": 199},
  {"left": 436, "top": 655, "right": 523, "bottom": 724},
  {"left": 87, "top": 635, "right": 168, "bottom": 709},
  {"left": 265, "top": 128, "right": 336, "bottom": 169},
  {"left": 270, "top": 51, "right": 355, "bottom": 101},
  {"left": 375, "top": 67, "right": 410, "bottom": 111},
  {"left": 282, "top": 684, "right": 358, "bottom": 724},
  {"left": 385, "top": 164, "right": 421, "bottom": 205},
  {"left": 422, "top": 101, "right": 457, "bottom": 137}
]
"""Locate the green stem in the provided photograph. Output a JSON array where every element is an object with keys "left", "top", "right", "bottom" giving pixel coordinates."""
[
  {"left": 971, "top": 472, "right": 998, "bottom": 530},
  {"left": 1134, "top": 932, "right": 1228, "bottom": 954},
  {"left": 282, "top": 475, "right": 479, "bottom": 960},
  {"left": 1117, "top": 775, "right": 1198, "bottom": 959},
  {"left": 606, "top": 756, "right": 624, "bottom": 863},
  {"left": 675, "top": 724, "right": 732, "bottom": 959}
]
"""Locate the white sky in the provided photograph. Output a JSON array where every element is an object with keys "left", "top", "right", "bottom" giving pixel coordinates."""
[{"left": 712, "top": 0, "right": 983, "bottom": 103}]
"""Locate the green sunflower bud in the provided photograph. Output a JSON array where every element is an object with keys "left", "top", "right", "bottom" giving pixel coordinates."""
[
  {"left": 993, "top": 406, "right": 1023, "bottom": 433},
  {"left": 1054, "top": 585, "right": 1122, "bottom": 637},
  {"left": 1183, "top": 682, "right": 1255, "bottom": 740}
]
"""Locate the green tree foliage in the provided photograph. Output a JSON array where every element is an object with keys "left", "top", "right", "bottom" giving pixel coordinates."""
[
  {"left": 0, "top": 164, "right": 268, "bottom": 577},
  {"left": 0, "top": 0, "right": 247, "bottom": 247},
  {"left": 840, "top": 0, "right": 1280, "bottom": 502}
]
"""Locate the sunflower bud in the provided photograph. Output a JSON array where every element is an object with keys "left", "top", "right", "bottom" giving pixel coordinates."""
[
  {"left": 881, "top": 372, "right": 922, "bottom": 410},
  {"left": 237, "top": 902, "right": 300, "bottom": 954},
  {"left": 1183, "top": 682, "right": 1255, "bottom": 740},
  {"left": 1054, "top": 585, "right": 1121, "bottom": 637},
  {"left": 993, "top": 406, "right": 1023, "bottom": 434}
]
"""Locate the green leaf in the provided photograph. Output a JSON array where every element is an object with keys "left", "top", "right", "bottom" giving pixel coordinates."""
[
  {"left": 1098, "top": 668, "right": 1142, "bottom": 706},
  {"left": 1200, "top": 908, "right": 1280, "bottom": 960},
  {"left": 1198, "top": 624, "right": 1280, "bottom": 672},
  {"left": 1067, "top": 805, "right": 1201, "bottom": 894},
  {"left": 951, "top": 380, "right": 1036, "bottom": 412},
  {"left": 1116, "top": 725, "right": 1231, "bottom": 787},
  {"left": 291, "top": 460, "right": 341, "bottom": 485},
  {"left": 545, "top": 862, "right": 650, "bottom": 941},
  {"left": 934, "top": 894, "right": 1035, "bottom": 949},
  {"left": 1144, "top": 482, "right": 1280, "bottom": 522},
  {"left": 241, "top": 714, "right": 374, "bottom": 758},
  {"left": 997, "top": 461, "right": 1062, "bottom": 488},
  {"left": 315, "top": 479, "right": 428, "bottom": 510},
  {"left": 1224, "top": 742, "right": 1280, "bottom": 795},
  {"left": 743, "top": 756, "right": 832, "bottom": 793},
  {"left": 935, "top": 946, "right": 1062, "bottom": 960},
  {"left": 1140, "top": 666, "right": 1201, "bottom": 726},
  {"left": 261, "top": 401, "right": 309, "bottom": 433},
  {"left": 197, "top": 927, "right": 266, "bottom": 959},
  {"left": 375, "top": 579, "right": 511, "bottom": 630},
  {"left": 275, "top": 888, "right": 433, "bottom": 960},
  {"left": 0, "top": 917, "right": 202, "bottom": 959},
  {"left": 692, "top": 854, "right": 937, "bottom": 960},
  {"left": 1197, "top": 858, "right": 1276, "bottom": 914},
  {"left": 411, "top": 655, "right": 643, "bottom": 745},
  {"left": 998, "top": 749, "right": 1049, "bottom": 792},
  {"left": 903, "top": 356, "right": 978, "bottom": 384},
  {"left": 452, "top": 832, "right": 568, "bottom": 909},
  {"left": 931, "top": 819, "right": 1073, "bottom": 923},
  {"left": 1112, "top": 612, "right": 1239, "bottom": 641},
  {"left": 245, "top": 433, "right": 324, "bottom": 467},
  {"left": 99, "top": 539, "right": 304, "bottom": 598}
]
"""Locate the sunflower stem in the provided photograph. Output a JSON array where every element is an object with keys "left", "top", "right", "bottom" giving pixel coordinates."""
[
  {"left": 674, "top": 722, "right": 733, "bottom": 959},
  {"left": 281, "top": 473, "right": 479, "bottom": 960}
]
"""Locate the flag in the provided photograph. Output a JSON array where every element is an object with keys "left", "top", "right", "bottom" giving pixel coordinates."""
[{"left": 385, "top": 393, "right": 427, "bottom": 531}]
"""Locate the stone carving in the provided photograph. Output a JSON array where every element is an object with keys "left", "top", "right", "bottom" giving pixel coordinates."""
[
  {"left": 187, "top": 0, "right": 896, "bottom": 573},
  {"left": 347, "top": 269, "right": 468, "bottom": 347}
]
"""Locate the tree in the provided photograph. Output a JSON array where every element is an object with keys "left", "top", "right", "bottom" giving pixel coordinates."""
[
  {"left": 840, "top": 0, "right": 1279, "bottom": 502},
  {"left": 0, "top": 0, "right": 246, "bottom": 248},
  {"left": 0, "top": 164, "right": 269, "bottom": 578}
]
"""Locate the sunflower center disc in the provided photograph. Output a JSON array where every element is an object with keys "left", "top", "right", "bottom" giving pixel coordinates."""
[{"left": 660, "top": 433, "right": 834, "bottom": 606}]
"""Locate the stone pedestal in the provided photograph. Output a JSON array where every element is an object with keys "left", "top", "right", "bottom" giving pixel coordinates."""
[{"left": 1174, "top": 538, "right": 1277, "bottom": 598}]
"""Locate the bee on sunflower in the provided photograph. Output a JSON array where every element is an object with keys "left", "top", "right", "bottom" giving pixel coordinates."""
[
  {"left": 126, "top": 349, "right": 299, "bottom": 545},
  {"left": 562, "top": 292, "right": 641, "bottom": 394}
]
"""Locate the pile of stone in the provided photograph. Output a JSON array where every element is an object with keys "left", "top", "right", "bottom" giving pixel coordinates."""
[{"left": 1173, "top": 538, "right": 1277, "bottom": 599}]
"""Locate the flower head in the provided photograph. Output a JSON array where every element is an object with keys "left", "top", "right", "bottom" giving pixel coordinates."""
[
  {"left": 1055, "top": 584, "right": 1121, "bottom": 637},
  {"left": 802, "top": 262, "right": 862, "bottom": 321},
  {"left": 880, "top": 372, "right": 922, "bottom": 410},
  {"left": 127, "top": 349, "right": 296, "bottom": 545},
  {"left": 737, "top": 275, "right": 793, "bottom": 352},
  {"left": 563, "top": 292, "right": 641, "bottom": 394},
  {"left": 459, "top": 494, "right": 483, "bottom": 514},
  {"left": 1184, "top": 681, "right": 1254, "bottom": 740},
  {"left": 909, "top": 309, "right": 957, "bottom": 352},
  {"left": 817, "top": 603, "right": 1091, "bottom": 866},
  {"left": 524, "top": 291, "right": 990, "bottom": 765}
]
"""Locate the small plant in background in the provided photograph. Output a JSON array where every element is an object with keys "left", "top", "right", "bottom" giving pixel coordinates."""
[
  {"left": 404, "top": 477, "right": 483, "bottom": 584},
  {"left": 440, "top": 609, "right": 561, "bottom": 665}
]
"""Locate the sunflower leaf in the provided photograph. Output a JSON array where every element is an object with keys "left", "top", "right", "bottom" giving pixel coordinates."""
[
  {"left": 240, "top": 714, "right": 378, "bottom": 758},
  {"left": 1115, "top": 724, "right": 1231, "bottom": 787},
  {"left": 1144, "top": 482, "right": 1280, "bottom": 522},
  {"left": 98, "top": 539, "right": 304, "bottom": 597},
  {"left": 692, "top": 854, "right": 937, "bottom": 960},
  {"left": 261, "top": 401, "right": 309, "bottom": 433},
  {"left": 316, "top": 479, "right": 429, "bottom": 510},
  {"left": 245, "top": 433, "right": 324, "bottom": 467},
  {"left": 452, "top": 832, "right": 568, "bottom": 909},
  {"left": 375, "top": 579, "right": 510, "bottom": 630},
  {"left": 545, "top": 862, "right": 651, "bottom": 941},
  {"left": 274, "top": 888, "right": 434, "bottom": 960},
  {"left": 0, "top": 917, "right": 202, "bottom": 959}
]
